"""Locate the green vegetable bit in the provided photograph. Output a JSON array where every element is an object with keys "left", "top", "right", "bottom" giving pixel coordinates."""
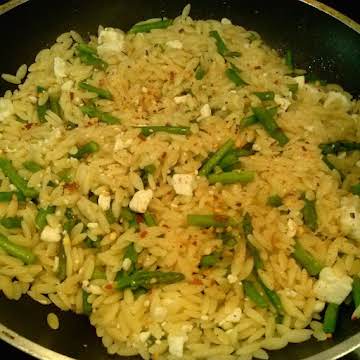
[
  {"left": 63, "top": 208, "right": 78, "bottom": 233},
  {"left": 57, "top": 243, "right": 67, "bottom": 281},
  {"left": 120, "top": 207, "right": 139, "bottom": 230},
  {"left": 252, "top": 107, "right": 289, "bottom": 146},
  {"left": 240, "top": 106, "right": 278, "bottom": 129},
  {"left": 319, "top": 141, "right": 360, "bottom": 156},
  {"left": 225, "top": 67, "right": 247, "bottom": 87},
  {"left": 257, "top": 277, "right": 284, "bottom": 316},
  {"left": 139, "top": 126, "right": 190, "bottom": 137},
  {"left": 129, "top": 19, "right": 173, "bottom": 34},
  {"left": 217, "top": 232, "right": 237, "bottom": 247},
  {"left": 144, "top": 212, "right": 157, "bottom": 227},
  {"left": 0, "top": 217, "right": 22, "bottom": 229},
  {"left": 57, "top": 168, "right": 73, "bottom": 183},
  {"left": 218, "top": 145, "right": 255, "bottom": 171},
  {"left": 123, "top": 243, "right": 138, "bottom": 274},
  {"left": 293, "top": 240, "right": 323, "bottom": 276},
  {"left": 187, "top": 214, "right": 237, "bottom": 228},
  {"left": 49, "top": 95, "right": 62, "bottom": 117},
  {"left": 76, "top": 44, "right": 108, "bottom": 70},
  {"left": 0, "top": 158, "right": 38, "bottom": 199},
  {"left": 84, "top": 236, "right": 101, "bottom": 248},
  {"left": 200, "top": 252, "right": 220, "bottom": 267},
  {"left": 82, "top": 290, "right": 92, "bottom": 316},
  {"left": 267, "top": 195, "right": 283, "bottom": 208},
  {"left": 105, "top": 209, "right": 116, "bottom": 224},
  {"left": 207, "top": 170, "right": 255, "bottom": 185},
  {"left": 242, "top": 212, "right": 263, "bottom": 270},
  {"left": 0, "top": 233, "right": 36, "bottom": 264},
  {"left": 352, "top": 276, "right": 360, "bottom": 308},
  {"left": 92, "top": 268, "right": 106, "bottom": 280},
  {"left": 78, "top": 81, "right": 113, "bottom": 100},
  {"left": 301, "top": 197, "right": 318, "bottom": 232},
  {"left": 195, "top": 65, "right": 206, "bottom": 80},
  {"left": 35, "top": 206, "right": 55, "bottom": 231},
  {"left": 199, "top": 139, "right": 235, "bottom": 176},
  {"left": 350, "top": 184, "right": 360, "bottom": 196},
  {"left": 243, "top": 280, "right": 268, "bottom": 308},
  {"left": 23, "top": 160, "right": 43, "bottom": 173},
  {"left": 209, "top": 30, "right": 229, "bottom": 56},
  {"left": 72, "top": 141, "right": 100, "bottom": 159},
  {"left": 0, "top": 191, "right": 25, "bottom": 203},
  {"left": 323, "top": 303, "right": 339, "bottom": 334},
  {"left": 253, "top": 91, "right": 275, "bottom": 101},
  {"left": 287, "top": 83, "right": 299, "bottom": 93},
  {"left": 81, "top": 105, "right": 120, "bottom": 124},
  {"left": 116, "top": 270, "right": 185, "bottom": 291}
]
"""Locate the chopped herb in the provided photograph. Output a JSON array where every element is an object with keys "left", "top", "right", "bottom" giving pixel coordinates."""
[
  {"left": 200, "top": 252, "right": 220, "bottom": 267},
  {"left": 81, "top": 105, "right": 121, "bottom": 124},
  {"left": 78, "top": 81, "right": 113, "bottom": 100},
  {"left": 267, "top": 195, "right": 283, "bottom": 207},
  {"left": 72, "top": 141, "right": 100, "bottom": 159},
  {"left": 253, "top": 91, "right": 275, "bottom": 101}
]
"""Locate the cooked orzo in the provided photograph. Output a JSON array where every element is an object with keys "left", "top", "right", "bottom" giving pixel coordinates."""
[{"left": 1, "top": 4, "right": 360, "bottom": 359}]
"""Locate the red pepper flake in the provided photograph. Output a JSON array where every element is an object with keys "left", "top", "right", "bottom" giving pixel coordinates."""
[
  {"left": 63, "top": 182, "right": 79, "bottom": 192},
  {"left": 135, "top": 214, "right": 144, "bottom": 224},
  {"left": 169, "top": 72, "right": 175, "bottom": 81},
  {"left": 214, "top": 214, "right": 228, "bottom": 222},
  {"left": 104, "top": 283, "right": 113, "bottom": 290},
  {"left": 140, "top": 230, "right": 148, "bottom": 239},
  {"left": 191, "top": 278, "right": 203, "bottom": 285},
  {"left": 25, "top": 123, "right": 33, "bottom": 130}
]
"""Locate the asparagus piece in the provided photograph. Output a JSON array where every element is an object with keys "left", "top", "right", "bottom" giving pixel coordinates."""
[
  {"left": 0, "top": 191, "right": 25, "bottom": 203},
  {"left": 0, "top": 233, "right": 36, "bottom": 264},
  {"left": 23, "top": 161, "right": 43, "bottom": 173},
  {"left": 218, "top": 145, "right": 255, "bottom": 170},
  {"left": 352, "top": 276, "right": 360, "bottom": 309},
  {"left": 293, "top": 240, "right": 323, "bottom": 276},
  {"left": 72, "top": 141, "right": 100, "bottom": 159},
  {"left": 351, "top": 184, "right": 360, "bottom": 196},
  {"left": 82, "top": 290, "right": 92, "bottom": 316},
  {"left": 319, "top": 141, "right": 360, "bottom": 155},
  {"left": 139, "top": 125, "right": 190, "bottom": 137},
  {"left": 200, "top": 252, "right": 220, "bottom": 267},
  {"left": 257, "top": 277, "right": 284, "bottom": 316},
  {"left": 76, "top": 44, "right": 108, "bottom": 70},
  {"left": 301, "top": 197, "right": 318, "bottom": 232},
  {"left": 252, "top": 107, "right": 289, "bottom": 146},
  {"left": 209, "top": 30, "right": 229, "bottom": 56},
  {"left": 129, "top": 19, "right": 173, "bottom": 34},
  {"left": 49, "top": 95, "right": 62, "bottom": 117},
  {"left": 0, "top": 217, "right": 22, "bottom": 229},
  {"left": 253, "top": 91, "right": 275, "bottom": 101},
  {"left": 199, "top": 139, "right": 235, "bottom": 176},
  {"left": 243, "top": 280, "right": 268, "bottom": 308},
  {"left": 187, "top": 214, "right": 237, "bottom": 228},
  {"left": 120, "top": 207, "right": 139, "bottom": 230},
  {"left": 0, "top": 158, "right": 38, "bottom": 198},
  {"left": 81, "top": 105, "right": 120, "bottom": 124},
  {"left": 123, "top": 243, "right": 137, "bottom": 274},
  {"left": 242, "top": 212, "right": 263, "bottom": 270},
  {"left": 240, "top": 107, "right": 278, "bottom": 128},
  {"left": 144, "top": 212, "right": 157, "bottom": 227},
  {"left": 78, "top": 81, "right": 113, "bottom": 100},
  {"left": 195, "top": 65, "right": 206, "bottom": 80},
  {"left": 91, "top": 268, "right": 106, "bottom": 280},
  {"left": 116, "top": 270, "right": 185, "bottom": 290},
  {"left": 267, "top": 195, "right": 283, "bottom": 208},
  {"left": 35, "top": 206, "right": 55, "bottom": 231},
  {"left": 217, "top": 232, "right": 237, "bottom": 248},
  {"left": 225, "top": 67, "right": 247, "bottom": 87},
  {"left": 323, "top": 303, "right": 339, "bottom": 334},
  {"left": 208, "top": 170, "right": 255, "bottom": 185}
]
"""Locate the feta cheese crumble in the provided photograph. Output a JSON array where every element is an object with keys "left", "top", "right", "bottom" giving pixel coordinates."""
[{"left": 129, "top": 189, "right": 153, "bottom": 213}]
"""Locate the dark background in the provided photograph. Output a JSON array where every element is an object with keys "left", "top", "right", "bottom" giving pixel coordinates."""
[{"left": 0, "top": 0, "right": 359, "bottom": 359}]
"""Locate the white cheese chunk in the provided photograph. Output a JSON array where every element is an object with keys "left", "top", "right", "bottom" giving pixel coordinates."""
[
  {"left": 274, "top": 94, "right": 291, "bottom": 113},
  {"left": 53, "top": 57, "right": 67, "bottom": 79},
  {"left": 172, "top": 174, "right": 196, "bottom": 196},
  {"left": 97, "top": 27, "right": 125, "bottom": 59},
  {"left": 174, "top": 95, "right": 190, "bottom": 104},
  {"left": 339, "top": 195, "right": 360, "bottom": 242},
  {"left": 168, "top": 335, "right": 187, "bottom": 358},
  {"left": 129, "top": 189, "right": 153, "bottom": 213},
  {"left": 293, "top": 76, "right": 305, "bottom": 89},
  {"left": 98, "top": 194, "right": 111, "bottom": 211},
  {"left": 0, "top": 98, "right": 14, "bottom": 121},
  {"left": 314, "top": 267, "right": 353, "bottom": 305},
  {"left": 200, "top": 103, "right": 211, "bottom": 118},
  {"left": 166, "top": 40, "right": 183, "bottom": 49},
  {"left": 220, "top": 307, "right": 242, "bottom": 325},
  {"left": 41, "top": 225, "right": 62, "bottom": 243}
]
